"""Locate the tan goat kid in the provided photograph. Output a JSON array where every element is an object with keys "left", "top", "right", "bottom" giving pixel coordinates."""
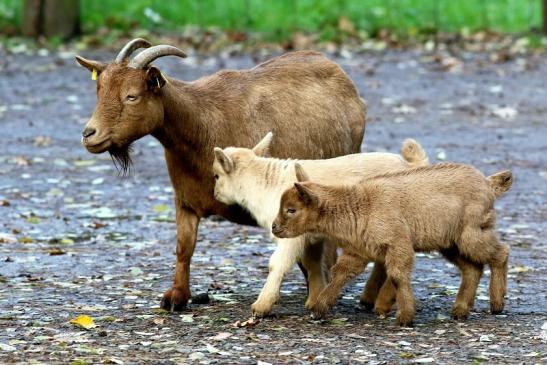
[
  {"left": 213, "top": 132, "right": 428, "bottom": 316},
  {"left": 272, "top": 163, "right": 512, "bottom": 326}
]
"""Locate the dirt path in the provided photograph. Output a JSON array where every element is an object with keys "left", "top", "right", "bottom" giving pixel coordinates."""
[{"left": 0, "top": 49, "right": 546, "bottom": 364}]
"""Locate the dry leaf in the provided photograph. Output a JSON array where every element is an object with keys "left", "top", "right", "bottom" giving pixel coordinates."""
[
  {"left": 49, "top": 248, "right": 66, "bottom": 256},
  {"left": 153, "top": 317, "right": 165, "bottom": 325},
  {"left": 70, "top": 315, "right": 97, "bottom": 329},
  {"left": 33, "top": 136, "right": 52, "bottom": 147},
  {"left": 210, "top": 332, "right": 232, "bottom": 341},
  {"left": 233, "top": 317, "right": 260, "bottom": 328}
]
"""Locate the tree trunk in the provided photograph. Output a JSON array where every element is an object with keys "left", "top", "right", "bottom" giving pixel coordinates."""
[
  {"left": 543, "top": 0, "right": 547, "bottom": 34},
  {"left": 22, "top": 0, "right": 80, "bottom": 38}
]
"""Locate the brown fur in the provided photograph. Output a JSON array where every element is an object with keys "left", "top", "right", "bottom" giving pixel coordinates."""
[
  {"left": 272, "top": 163, "right": 512, "bottom": 326},
  {"left": 76, "top": 46, "right": 366, "bottom": 311}
]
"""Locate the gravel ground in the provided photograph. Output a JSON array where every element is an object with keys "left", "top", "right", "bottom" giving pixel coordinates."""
[{"left": 0, "top": 48, "right": 546, "bottom": 364}]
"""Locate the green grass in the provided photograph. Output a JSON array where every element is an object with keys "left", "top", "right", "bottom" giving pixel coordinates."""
[{"left": 0, "top": 0, "right": 543, "bottom": 41}]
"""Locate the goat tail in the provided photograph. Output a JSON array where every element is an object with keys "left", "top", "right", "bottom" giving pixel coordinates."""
[
  {"left": 487, "top": 170, "right": 513, "bottom": 198},
  {"left": 401, "top": 138, "right": 429, "bottom": 168}
]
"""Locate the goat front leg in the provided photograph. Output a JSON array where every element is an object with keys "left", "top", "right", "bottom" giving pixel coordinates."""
[
  {"left": 252, "top": 238, "right": 303, "bottom": 317},
  {"left": 309, "top": 252, "right": 366, "bottom": 319},
  {"left": 302, "top": 235, "right": 336, "bottom": 309},
  {"left": 161, "top": 206, "right": 200, "bottom": 312}
]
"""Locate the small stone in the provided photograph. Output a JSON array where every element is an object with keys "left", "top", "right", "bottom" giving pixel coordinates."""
[{"left": 192, "top": 292, "right": 210, "bottom": 304}]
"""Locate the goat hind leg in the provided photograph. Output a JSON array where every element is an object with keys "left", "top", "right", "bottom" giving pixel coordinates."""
[
  {"left": 360, "top": 262, "right": 387, "bottom": 310},
  {"left": 489, "top": 243, "right": 509, "bottom": 314}
]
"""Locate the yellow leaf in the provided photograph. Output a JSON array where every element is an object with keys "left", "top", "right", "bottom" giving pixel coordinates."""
[
  {"left": 70, "top": 315, "right": 96, "bottom": 329},
  {"left": 91, "top": 69, "right": 97, "bottom": 81},
  {"left": 153, "top": 204, "right": 170, "bottom": 213}
]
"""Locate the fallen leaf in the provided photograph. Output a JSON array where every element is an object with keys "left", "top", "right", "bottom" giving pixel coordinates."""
[
  {"left": 392, "top": 104, "right": 417, "bottom": 114},
  {"left": 233, "top": 317, "right": 260, "bottom": 328},
  {"left": 70, "top": 315, "right": 97, "bottom": 329},
  {"left": 206, "top": 344, "right": 220, "bottom": 353},
  {"left": 33, "top": 136, "right": 52, "bottom": 147},
  {"left": 509, "top": 265, "right": 531, "bottom": 273},
  {"left": 491, "top": 105, "right": 517, "bottom": 120},
  {"left": 0, "top": 233, "right": 17, "bottom": 243},
  {"left": 414, "top": 357, "right": 435, "bottom": 363},
  {"left": 13, "top": 156, "right": 30, "bottom": 166},
  {"left": 18, "top": 236, "right": 34, "bottom": 244},
  {"left": 49, "top": 248, "right": 66, "bottom": 256},
  {"left": 329, "top": 318, "right": 349, "bottom": 325},
  {"left": 153, "top": 204, "right": 170, "bottom": 213},
  {"left": 211, "top": 332, "right": 232, "bottom": 341},
  {"left": 180, "top": 314, "right": 194, "bottom": 323},
  {"left": 70, "top": 360, "right": 89, "bottom": 365},
  {"left": 189, "top": 352, "right": 205, "bottom": 360}
]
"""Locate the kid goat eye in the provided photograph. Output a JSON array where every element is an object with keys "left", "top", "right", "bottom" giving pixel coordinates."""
[
  {"left": 126, "top": 95, "right": 137, "bottom": 101},
  {"left": 286, "top": 208, "right": 296, "bottom": 214}
]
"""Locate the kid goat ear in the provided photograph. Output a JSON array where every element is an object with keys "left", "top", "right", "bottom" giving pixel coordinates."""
[
  {"left": 294, "top": 182, "right": 317, "bottom": 205},
  {"left": 252, "top": 132, "right": 273, "bottom": 157},
  {"left": 294, "top": 163, "right": 310, "bottom": 182},
  {"left": 213, "top": 147, "right": 234, "bottom": 173}
]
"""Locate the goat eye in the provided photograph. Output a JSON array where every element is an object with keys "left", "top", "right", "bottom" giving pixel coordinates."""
[
  {"left": 286, "top": 208, "right": 296, "bottom": 214},
  {"left": 126, "top": 95, "right": 137, "bottom": 102}
]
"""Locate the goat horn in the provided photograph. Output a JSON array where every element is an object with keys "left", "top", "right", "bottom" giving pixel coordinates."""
[
  {"left": 128, "top": 45, "right": 187, "bottom": 69},
  {"left": 115, "top": 38, "right": 152, "bottom": 63}
]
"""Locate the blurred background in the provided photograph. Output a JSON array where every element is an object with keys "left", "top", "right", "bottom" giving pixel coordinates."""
[{"left": 0, "top": 0, "right": 546, "bottom": 52}]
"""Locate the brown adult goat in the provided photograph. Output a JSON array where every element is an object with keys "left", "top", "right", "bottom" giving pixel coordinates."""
[{"left": 75, "top": 38, "right": 367, "bottom": 311}]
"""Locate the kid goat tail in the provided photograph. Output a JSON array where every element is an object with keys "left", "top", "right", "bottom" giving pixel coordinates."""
[
  {"left": 487, "top": 170, "right": 513, "bottom": 198},
  {"left": 400, "top": 139, "right": 429, "bottom": 167}
]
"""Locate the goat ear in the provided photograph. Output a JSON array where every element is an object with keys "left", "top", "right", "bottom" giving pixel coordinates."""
[
  {"left": 294, "top": 183, "right": 318, "bottom": 205},
  {"left": 145, "top": 66, "right": 166, "bottom": 90},
  {"left": 214, "top": 147, "right": 234, "bottom": 173},
  {"left": 252, "top": 132, "right": 273, "bottom": 157},
  {"left": 294, "top": 163, "right": 310, "bottom": 182},
  {"left": 75, "top": 55, "right": 106, "bottom": 75}
]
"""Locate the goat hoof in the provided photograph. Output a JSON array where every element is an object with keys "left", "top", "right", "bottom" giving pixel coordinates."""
[
  {"left": 305, "top": 298, "right": 318, "bottom": 310},
  {"left": 451, "top": 305, "right": 470, "bottom": 320},
  {"left": 251, "top": 301, "right": 272, "bottom": 318},
  {"left": 490, "top": 304, "right": 504, "bottom": 315},
  {"left": 374, "top": 304, "right": 392, "bottom": 317},
  {"left": 309, "top": 302, "right": 330, "bottom": 319},
  {"left": 396, "top": 311, "right": 414, "bottom": 327},
  {"left": 161, "top": 286, "right": 190, "bottom": 312},
  {"left": 359, "top": 298, "right": 375, "bottom": 311},
  {"left": 310, "top": 312, "right": 327, "bottom": 320}
]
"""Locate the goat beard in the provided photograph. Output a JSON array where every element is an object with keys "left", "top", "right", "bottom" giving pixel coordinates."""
[{"left": 109, "top": 144, "right": 133, "bottom": 176}]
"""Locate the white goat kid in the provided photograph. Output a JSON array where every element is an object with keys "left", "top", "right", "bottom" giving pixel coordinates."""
[{"left": 212, "top": 132, "right": 428, "bottom": 317}]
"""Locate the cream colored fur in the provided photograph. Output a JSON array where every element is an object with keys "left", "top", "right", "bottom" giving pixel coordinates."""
[{"left": 212, "top": 132, "right": 428, "bottom": 316}]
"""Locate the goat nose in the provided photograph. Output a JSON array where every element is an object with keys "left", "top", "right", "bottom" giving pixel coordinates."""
[
  {"left": 82, "top": 127, "right": 96, "bottom": 138},
  {"left": 271, "top": 223, "right": 277, "bottom": 231}
]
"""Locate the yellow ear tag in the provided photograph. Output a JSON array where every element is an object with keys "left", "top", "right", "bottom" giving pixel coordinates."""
[{"left": 91, "top": 69, "right": 97, "bottom": 81}]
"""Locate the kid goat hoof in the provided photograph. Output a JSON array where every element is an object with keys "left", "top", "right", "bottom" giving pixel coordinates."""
[
  {"left": 451, "top": 306, "right": 470, "bottom": 321},
  {"left": 359, "top": 298, "right": 375, "bottom": 311}
]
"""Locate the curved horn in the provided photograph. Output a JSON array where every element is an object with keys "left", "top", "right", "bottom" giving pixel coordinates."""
[
  {"left": 128, "top": 45, "right": 187, "bottom": 69},
  {"left": 115, "top": 38, "right": 152, "bottom": 63}
]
